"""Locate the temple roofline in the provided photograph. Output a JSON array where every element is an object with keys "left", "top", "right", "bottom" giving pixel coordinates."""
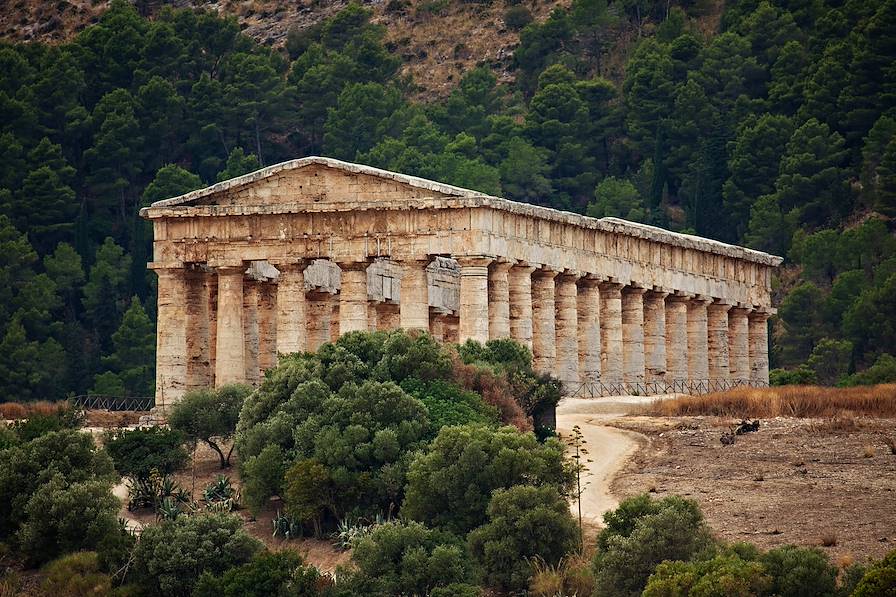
[{"left": 139, "top": 156, "right": 783, "bottom": 268}]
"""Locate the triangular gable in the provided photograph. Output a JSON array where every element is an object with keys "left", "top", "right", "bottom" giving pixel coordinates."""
[{"left": 145, "top": 156, "right": 490, "bottom": 211}]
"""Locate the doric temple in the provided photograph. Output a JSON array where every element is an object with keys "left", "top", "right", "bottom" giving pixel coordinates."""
[{"left": 140, "top": 157, "right": 782, "bottom": 407}]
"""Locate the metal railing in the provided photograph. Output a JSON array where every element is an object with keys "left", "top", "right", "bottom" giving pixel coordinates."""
[
  {"left": 567, "top": 378, "right": 766, "bottom": 398},
  {"left": 71, "top": 395, "right": 155, "bottom": 411}
]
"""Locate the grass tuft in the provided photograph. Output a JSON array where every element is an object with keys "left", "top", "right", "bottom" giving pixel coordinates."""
[{"left": 646, "top": 385, "right": 896, "bottom": 418}]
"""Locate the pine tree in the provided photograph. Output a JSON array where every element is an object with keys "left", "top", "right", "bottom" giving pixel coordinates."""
[
  {"left": 216, "top": 148, "right": 261, "bottom": 182},
  {"left": 82, "top": 238, "right": 132, "bottom": 352},
  {"left": 98, "top": 296, "right": 155, "bottom": 396}
]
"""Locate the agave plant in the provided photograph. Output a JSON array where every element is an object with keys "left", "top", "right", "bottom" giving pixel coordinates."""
[
  {"left": 272, "top": 511, "right": 302, "bottom": 539},
  {"left": 157, "top": 497, "right": 183, "bottom": 521},
  {"left": 203, "top": 475, "right": 234, "bottom": 502}
]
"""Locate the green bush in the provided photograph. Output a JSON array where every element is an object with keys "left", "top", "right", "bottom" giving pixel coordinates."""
[
  {"left": 193, "top": 549, "right": 329, "bottom": 597},
  {"left": 0, "top": 430, "right": 115, "bottom": 540},
  {"left": 400, "top": 378, "right": 500, "bottom": 431},
  {"left": 17, "top": 476, "right": 120, "bottom": 565},
  {"left": 403, "top": 425, "right": 572, "bottom": 534},
  {"left": 283, "top": 458, "right": 334, "bottom": 537},
  {"left": 504, "top": 5, "right": 533, "bottom": 30},
  {"left": 10, "top": 403, "right": 83, "bottom": 442},
  {"left": 168, "top": 384, "right": 250, "bottom": 469},
  {"left": 851, "top": 549, "right": 896, "bottom": 597},
  {"left": 468, "top": 485, "right": 578, "bottom": 592},
  {"left": 592, "top": 495, "right": 715, "bottom": 597},
  {"left": 241, "top": 444, "right": 287, "bottom": 515},
  {"left": 643, "top": 554, "right": 771, "bottom": 596},
  {"left": 40, "top": 551, "right": 113, "bottom": 596},
  {"left": 348, "top": 521, "right": 475, "bottom": 596},
  {"left": 132, "top": 513, "right": 263, "bottom": 596},
  {"left": 841, "top": 353, "right": 896, "bottom": 386},
  {"left": 103, "top": 426, "right": 188, "bottom": 480},
  {"left": 770, "top": 366, "right": 818, "bottom": 386},
  {"left": 760, "top": 545, "right": 838, "bottom": 597}
]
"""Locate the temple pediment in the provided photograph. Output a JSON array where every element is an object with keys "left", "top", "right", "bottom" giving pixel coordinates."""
[{"left": 141, "top": 156, "right": 486, "bottom": 214}]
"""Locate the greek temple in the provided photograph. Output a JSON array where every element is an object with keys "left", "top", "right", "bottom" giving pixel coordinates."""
[{"left": 140, "top": 157, "right": 782, "bottom": 407}]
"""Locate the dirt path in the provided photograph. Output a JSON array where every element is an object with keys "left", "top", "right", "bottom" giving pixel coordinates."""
[{"left": 556, "top": 398, "right": 649, "bottom": 527}]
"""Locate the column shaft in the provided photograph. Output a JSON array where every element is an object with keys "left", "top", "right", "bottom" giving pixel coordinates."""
[
  {"left": 532, "top": 269, "right": 558, "bottom": 374},
  {"left": 555, "top": 273, "right": 579, "bottom": 385},
  {"left": 215, "top": 266, "right": 246, "bottom": 387},
  {"left": 275, "top": 261, "right": 308, "bottom": 355},
  {"left": 644, "top": 291, "right": 668, "bottom": 384},
  {"left": 257, "top": 282, "right": 277, "bottom": 373},
  {"left": 664, "top": 296, "right": 689, "bottom": 383},
  {"left": 707, "top": 302, "right": 732, "bottom": 384},
  {"left": 376, "top": 303, "right": 400, "bottom": 331},
  {"left": 185, "top": 269, "right": 211, "bottom": 391},
  {"left": 488, "top": 262, "right": 512, "bottom": 340},
  {"left": 458, "top": 257, "right": 492, "bottom": 344},
  {"left": 306, "top": 292, "right": 332, "bottom": 352},
  {"left": 749, "top": 313, "right": 770, "bottom": 385},
  {"left": 600, "top": 283, "right": 623, "bottom": 386},
  {"left": 687, "top": 299, "right": 710, "bottom": 382},
  {"left": 728, "top": 308, "right": 751, "bottom": 383},
  {"left": 577, "top": 279, "right": 601, "bottom": 381},
  {"left": 154, "top": 267, "right": 188, "bottom": 407},
  {"left": 508, "top": 264, "right": 535, "bottom": 349},
  {"left": 622, "top": 287, "right": 646, "bottom": 386},
  {"left": 400, "top": 259, "right": 430, "bottom": 332},
  {"left": 339, "top": 261, "right": 370, "bottom": 335},
  {"left": 243, "top": 280, "right": 260, "bottom": 386}
]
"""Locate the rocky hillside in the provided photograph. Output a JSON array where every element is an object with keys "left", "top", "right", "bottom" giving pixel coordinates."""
[{"left": 2, "top": 0, "right": 574, "bottom": 98}]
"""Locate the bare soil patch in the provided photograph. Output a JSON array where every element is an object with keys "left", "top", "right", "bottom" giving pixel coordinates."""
[{"left": 608, "top": 415, "right": 896, "bottom": 563}]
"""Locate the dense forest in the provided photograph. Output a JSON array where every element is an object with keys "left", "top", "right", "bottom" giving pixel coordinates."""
[{"left": 1, "top": 0, "right": 895, "bottom": 401}]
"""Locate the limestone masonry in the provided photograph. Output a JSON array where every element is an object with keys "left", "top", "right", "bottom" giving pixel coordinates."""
[{"left": 141, "top": 157, "right": 782, "bottom": 407}]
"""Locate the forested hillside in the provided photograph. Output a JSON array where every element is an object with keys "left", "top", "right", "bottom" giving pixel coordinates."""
[{"left": 0, "top": 0, "right": 894, "bottom": 401}]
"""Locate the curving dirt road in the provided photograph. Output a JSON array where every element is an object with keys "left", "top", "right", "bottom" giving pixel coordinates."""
[{"left": 556, "top": 397, "right": 648, "bottom": 527}]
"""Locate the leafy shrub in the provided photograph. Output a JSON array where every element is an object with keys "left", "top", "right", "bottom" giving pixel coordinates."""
[
  {"left": 347, "top": 521, "right": 475, "bottom": 596},
  {"left": 760, "top": 545, "right": 838, "bottom": 597},
  {"left": 851, "top": 548, "right": 896, "bottom": 597},
  {"left": 0, "top": 430, "right": 115, "bottom": 540},
  {"left": 529, "top": 554, "right": 595, "bottom": 597},
  {"left": 468, "top": 485, "right": 578, "bottom": 592},
  {"left": 40, "top": 551, "right": 113, "bottom": 596},
  {"left": 403, "top": 425, "right": 572, "bottom": 534},
  {"left": 770, "top": 366, "right": 818, "bottom": 386},
  {"left": 132, "top": 513, "right": 263, "bottom": 596},
  {"left": 592, "top": 495, "right": 715, "bottom": 596},
  {"left": 841, "top": 353, "right": 896, "bottom": 386},
  {"left": 400, "top": 377, "right": 500, "bottom": 431},
  {"left": 643, "top": 554, "right": 771, "bottom": 596},
  {"left": 504, "top": 5, "right": 533, "bottom": 30},
  {"left": 283, "top": 459, "right": 334, "bottom": 537},
  {"left": 103, "top": 426, "right": 188, "bottom": 480},
  {"left": 0, "top": 425, "right": 17, "bottom": 451},
  {"left": 17, "top": 476, "right": 120, "bottom": 565},
  {"left": 241, "top": 444, "right": 287, "bottom": 515},
  {"left": 168, "top": 384, "right": 250, "bottom": 468},
  {"left": 10, "top": 402, "right": 83, "bottom": 442},
  {"left": 193, "top": 549, "right": 330, "bottom": 597}
]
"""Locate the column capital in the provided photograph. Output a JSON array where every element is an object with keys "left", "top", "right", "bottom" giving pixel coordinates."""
[
  {"left": 598, "top": 280, "right": 624, "bottom": 293},
  {"left": 646, "top": 288, "right": 670, "bottom": 300},
  {"left": 510, "top": 262, "right": 537, "bottom": 275},
  {"left": 556, "top": 269, "right": 582, "bottom": 283},
  {"left": 456, "top": 255, "right": 495, "bottom": 269},
  {"left": 690, "top": 294, "right": 714, "bottom": 306},
  {"left": 489, "top": 260, "right": 514, "bottom": 274},
  {"left": 336, "top": 259, "right": 372, "bottom": 272},
  {"left": 622, "top": 285, "right": 648, "bottom": 296},
  {"left": 533, "top": 266, "right": 560, "bottom": 279},
  {"left": 148, "top": 261, "right": 186, "bottom": 272},
  {"left": 269, "top": 257, "right": 311, "bottom": 271},
  {"left": 708, "top": 299, "right": 734, "bottom": 312},
  {"left": 215, "top": 264, "right": 247, "bottom": 276},
  {"left": 578, "top": 273, "right": 604, "bottom": 287}
]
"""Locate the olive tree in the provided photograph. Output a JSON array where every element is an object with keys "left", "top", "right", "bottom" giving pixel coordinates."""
[{"left": 168, "top": 384, "right": 251, "bottom": 468}]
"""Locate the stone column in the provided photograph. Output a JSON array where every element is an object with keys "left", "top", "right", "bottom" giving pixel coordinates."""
[
  {"left": 306, "top": 291, "right": 333, "bottom": 352},
  {"left": 330, "top": 296, "right": 340, "bottom": 343},
  {"left": 215, "top": 265, "right": 246, "bottom": 387},
  {"left": 687, "top": 297, "right": 711, "bottom": 383},
  {"left": 748, "top": 311, "right": 771, "bottom": 385},
  {"left": 664, "top": 295, "right": 689, "bottom": 384},
  {"left": 555, "top": 272, "right": 580, "bottom": 385},
  {"left": 274, "top": 260, "right": 308, "bottom": 355},
  {"left": 599, "top": 282, "right": 623, "bottom": 386},
  {"left": 707, "top": 301, "right": 732, "bottom": 385},
  {"left": 208, "top": 274, "right": 218, "bottom": 381},
  {"left": 621, "top": 286, "right": 646, "bottom": 387},
  {"left": 532, "top": 268, "right": 558, "bottom": 374},
  {"left": 728, "top": 307, "right": 751, "bottom": 383},
  {"left": 153, "top": 265, "right": 188, "bottom": 408},
  {"left": 577, "top": 276, "right": 601, "bottom": 381},
  {"left": 400, "top": 258, "right": 430, "bottom": 332},
  {"left": 430, "top": 313, "right": 446, "bottom": 341},
  {"left": 367, "top": 302, "right": 379, "bottom": 332},
  {"left": 185, "top": 268, "right": 211, "bottom": 392},
  {"left": 257, "top": 281, "right": 277, "bottom": 373},
  {"left": 644, "top": 290, "right": 668, "bottom": 384},
  {"left": 338, "top": 260, "right": 370, "bottom": 335},
  {"left": 488, "top": 261, "right": 512, "bottom": 340},
  {"left": 458, "top": 256, "right": 492, "bottom": 344},
  {"left": 243, "top": 279, "right": 260, "bottom": 386},
  {"left": 508, "top": 263, "right": 536, "bottom": 349},
  {"left": 377, "top": 302, "right": 400, "bottom": 331}
]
